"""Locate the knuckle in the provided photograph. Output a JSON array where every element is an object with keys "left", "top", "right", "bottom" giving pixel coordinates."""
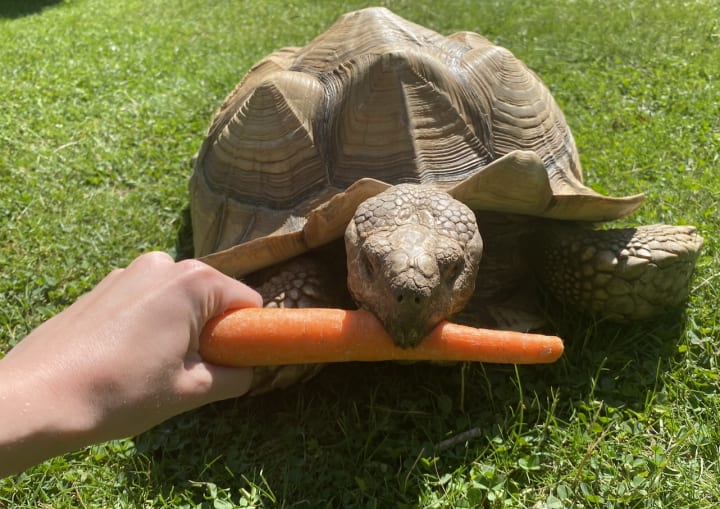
[
  {"left": 108, "top": 267, "right": 125, "bottom": 278},
  {"left": 136, "top": 251, "right": 175, "bottom": 268},
  {"left": 176, "top": 258, "right": 216, "bottom": 278}
]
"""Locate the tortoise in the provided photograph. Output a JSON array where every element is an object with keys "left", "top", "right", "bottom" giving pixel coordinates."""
[{"left": 190, "top": 7, "right": 703, "bottom": 392}]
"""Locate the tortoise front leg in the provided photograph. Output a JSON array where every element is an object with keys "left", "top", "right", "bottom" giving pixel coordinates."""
[
  {"left": 536, "top": 224, "right": 703, "bottom": 321},
  {"left": 243, "top": 254, "right": 352, "bottom": 394}
]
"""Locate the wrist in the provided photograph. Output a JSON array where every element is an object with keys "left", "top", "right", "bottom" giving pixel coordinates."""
[{"left": 0, "top": 357, "right": 97, "bottom": 477}]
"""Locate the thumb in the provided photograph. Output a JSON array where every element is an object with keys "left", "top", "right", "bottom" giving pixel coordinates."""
[
  {"left": 203, "top": 363, "right": 255, "bottom": 401},
  {"left": 177, "top": 359, "right": 255, "bottom": 406}
]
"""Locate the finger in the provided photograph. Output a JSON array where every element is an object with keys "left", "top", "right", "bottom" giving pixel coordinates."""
[
  {"left": 210, "top": 271, "right": 264, "bottom": 311},
  {"left": 177, "top": 360, "right": 254, "bottom": 404},
  {"left": 177, "top": 259, "right": 263, "bottom": 319}
]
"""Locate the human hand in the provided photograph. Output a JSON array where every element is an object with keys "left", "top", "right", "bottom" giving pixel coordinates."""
[{"left": 0, "top": 252, "right": 262, "bottom": 475}]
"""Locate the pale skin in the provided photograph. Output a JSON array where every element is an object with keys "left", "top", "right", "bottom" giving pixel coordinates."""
[{"left": 0, "top": 252, "right": 263, "bottom": 478}]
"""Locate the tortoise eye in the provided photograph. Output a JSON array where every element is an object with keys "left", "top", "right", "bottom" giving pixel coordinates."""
[{"left": 444, "top": 260, "right": 464, "bottom": 284}]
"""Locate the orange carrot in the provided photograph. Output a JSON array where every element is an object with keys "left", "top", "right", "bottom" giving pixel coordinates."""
[{"left": 199, "top": 308, "right": 563, "bottom": 366}]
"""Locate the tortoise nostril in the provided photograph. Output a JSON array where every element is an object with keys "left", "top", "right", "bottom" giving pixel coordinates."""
[{"left": 394, "top": 290, "right": 424, "bottom": 306}]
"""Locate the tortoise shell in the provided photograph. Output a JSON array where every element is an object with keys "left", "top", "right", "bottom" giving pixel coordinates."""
[{"left": 190, "top": 7, "right": 642, "bottom": 273}]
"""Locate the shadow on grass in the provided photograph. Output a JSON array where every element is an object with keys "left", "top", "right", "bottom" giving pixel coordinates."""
[
  {"left": 125, "top": 308, "right": 688, "bottom": 506},
  {"left": 0, "top": 0, "right": 63, "bottom": 18}
]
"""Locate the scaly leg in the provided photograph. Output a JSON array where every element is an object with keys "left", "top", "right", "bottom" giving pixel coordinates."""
[
  {"left": 244, "top": 254, "right": 351, "bottom": 395},
  {"left": 536, "top": 224, "right": 703, "bottom": 321}
]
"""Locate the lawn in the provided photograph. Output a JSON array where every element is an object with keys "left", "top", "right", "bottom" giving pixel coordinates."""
[{"left": 1, "top": 0, "right": 719, "bottom": 506}]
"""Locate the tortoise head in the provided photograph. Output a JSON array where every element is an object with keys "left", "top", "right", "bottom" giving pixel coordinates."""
[{"left": 345, "top": 184, "right": 483, "bottom": 347}]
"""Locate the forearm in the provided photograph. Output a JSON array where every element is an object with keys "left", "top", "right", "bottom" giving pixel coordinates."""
[{"left": 0, "top": 359, "right": 95, "bottom": 478}]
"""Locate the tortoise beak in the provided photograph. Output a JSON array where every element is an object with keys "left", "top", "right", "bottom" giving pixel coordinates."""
[
  {"left": 372, "top": 280, "right": 445, "bottom": 348},
  {"left": 384, "top": 319, "right": 435, "bottom": 348}
]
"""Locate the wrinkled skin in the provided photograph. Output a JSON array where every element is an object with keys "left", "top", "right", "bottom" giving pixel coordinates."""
[{"left": 345, "top": 184, "right": 483, "bottom": 347}]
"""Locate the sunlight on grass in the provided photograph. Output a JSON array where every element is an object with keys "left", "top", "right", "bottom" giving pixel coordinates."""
[{"left": 1, "top": 0, "right": 719, "bottom": 506}]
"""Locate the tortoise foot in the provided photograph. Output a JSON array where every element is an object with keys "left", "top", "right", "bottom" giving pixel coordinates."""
[{"left": 538, "top": 224, "right": 703, "bottom": 321}]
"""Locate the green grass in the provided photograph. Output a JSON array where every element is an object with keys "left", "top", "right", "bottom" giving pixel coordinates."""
[{"left": 1, "top": 0, "right": 719, "bottom": 506}]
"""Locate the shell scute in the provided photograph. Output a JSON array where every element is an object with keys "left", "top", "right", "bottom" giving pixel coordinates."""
[
  {"left": 327, "top": 50, "right": 492, "bottom": 187},
  {"left": 204, "top": 71, "right": 325, "bottom": 209}
]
